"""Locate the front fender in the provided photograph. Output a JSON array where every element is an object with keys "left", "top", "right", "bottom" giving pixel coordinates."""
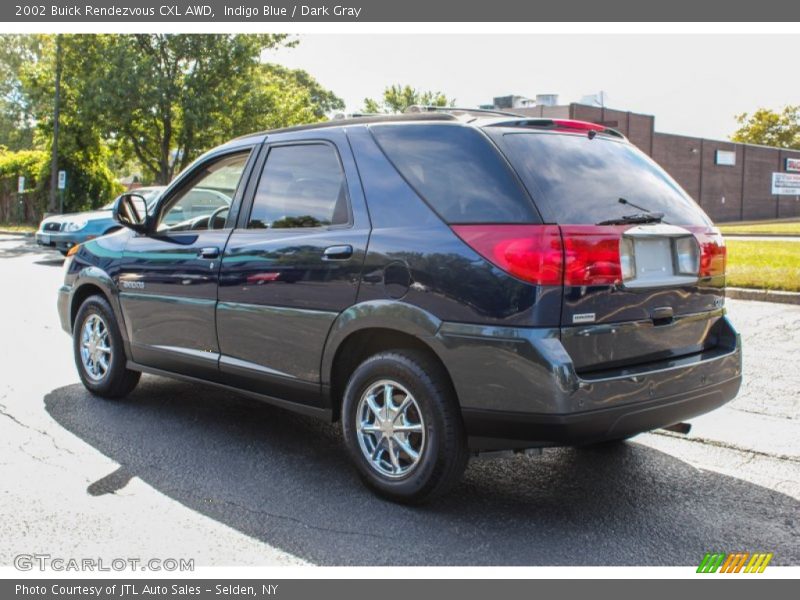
[{"left": 67, "top": 265, "right": 130, "bottom": 348}]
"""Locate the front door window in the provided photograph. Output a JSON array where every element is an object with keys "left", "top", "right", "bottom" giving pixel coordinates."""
[{"left": 158, "top": 152, "right": 250, "bottom": 231}]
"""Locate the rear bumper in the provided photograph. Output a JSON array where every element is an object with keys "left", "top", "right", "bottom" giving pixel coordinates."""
[
  {"left": 463, "top": 373, "right": 740, "bottom": 449},
  {"left": 434, "top": 314, "right": 742, "bottom": 450}
]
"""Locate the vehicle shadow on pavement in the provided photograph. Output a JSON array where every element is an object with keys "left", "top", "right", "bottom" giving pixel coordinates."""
[
  {"left": 44, "top": 377, "right": 799, "bottom": 566},
  {"left": 0, "top": 234, "right": 61, "bottom": 265},
  {"left": 34, "top": 257, "right": 65, "bottom": 267}
]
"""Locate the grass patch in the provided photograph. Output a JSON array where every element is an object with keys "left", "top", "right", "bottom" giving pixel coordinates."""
[
  {"left": 719, "top": 220, "right": 800, "bottom": 235},
  {"left": 726, "top": 240, "right": 800, "bottom": 292},
  {"left": 0, "top": 222, "right": 35, "bottom": 233}
]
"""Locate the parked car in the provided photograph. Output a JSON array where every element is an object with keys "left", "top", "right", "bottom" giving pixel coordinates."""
[
  {"left": 56, "top": 112, "right": 741, "bottom": 503},
  {"left": 36, "top": 187, "right": 165, "bottom": 255}
]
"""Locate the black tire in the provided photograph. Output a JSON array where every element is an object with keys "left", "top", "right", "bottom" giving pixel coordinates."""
[
  {"left": 341, "top": 349, "right": 468, "bottom": 504},
  {"left": 73, "top": 295, "right": 140, "bottom": 398}
]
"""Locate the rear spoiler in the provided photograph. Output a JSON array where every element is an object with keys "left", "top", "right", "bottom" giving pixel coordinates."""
[{"left": 485, "top": 118, "right": 626, "bottom": 139}]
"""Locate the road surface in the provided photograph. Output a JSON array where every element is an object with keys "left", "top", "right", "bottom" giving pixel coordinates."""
[{"left": 0, "top": 234, "right": 797, "bottom": 566}]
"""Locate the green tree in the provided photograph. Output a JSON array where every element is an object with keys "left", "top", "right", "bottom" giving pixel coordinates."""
[
  {"left": 227, "top": 62, "right": 344, "bottom": 135},
  {"left": 79, "top": 34, "right": 288, "bottom": 184},
  {"left": 80, "top": 34, "right": 342, "bottom": 184},
  {"left": 362, "top": 84, "right": 455, "bottom": 114},
  {"left": 18, "top": 35, "right": 121, "bottom": 213},
  {"left": 0, "top": 35, "right": 43, "bottom": 150},
  {"left": 731, "top": 106, "right": 800, "bottom": 150},
  {"left": 6, "top": 34, "right": 345, "bottom": 210},
  {"left": 260, "top": 63, "right": 344, "bottom": 119},
  {"left": 0, "top": 148, "right": 49, "bottom": 221}
]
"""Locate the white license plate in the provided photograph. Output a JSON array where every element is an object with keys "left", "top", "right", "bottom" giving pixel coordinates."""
[
  {"left": 40, "top": 234, "right": 50, "bottom": 244},
  {"left": 621, "top": 227, "right": 699, "bottom": 289}
]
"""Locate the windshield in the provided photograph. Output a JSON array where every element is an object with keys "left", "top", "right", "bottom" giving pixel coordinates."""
[{"left": 497, "top": 132, "right": 711, "bottom": 226}]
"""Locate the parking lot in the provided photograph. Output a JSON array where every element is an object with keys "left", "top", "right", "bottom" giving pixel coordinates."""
[{"left": 0, "top": 232, "right": 798, "bottom": 566}]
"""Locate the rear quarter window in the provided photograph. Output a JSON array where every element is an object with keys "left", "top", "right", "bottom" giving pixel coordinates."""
[
  {"left": 497, "top": 131, "right": 711, "bottom": 226},
  {"left": 369, "top": 123, "right": 540, "bottom": 224}
]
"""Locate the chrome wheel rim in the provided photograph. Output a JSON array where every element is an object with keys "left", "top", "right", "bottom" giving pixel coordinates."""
[
  {"left": 80, "top": 314, "right": 111, "bottom": 381},
  {"left": 356, "top": 379, "right": 426, "bottom": 479}
]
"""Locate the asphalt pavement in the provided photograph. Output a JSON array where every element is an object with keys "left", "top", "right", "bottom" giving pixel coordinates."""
[{"left": 0, "top": 233, "right": 798, "bottom": 566}]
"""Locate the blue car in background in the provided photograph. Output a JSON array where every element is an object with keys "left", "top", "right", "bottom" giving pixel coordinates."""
[{"left": 36, "top": 187, "right": 165, "bottom": 255}]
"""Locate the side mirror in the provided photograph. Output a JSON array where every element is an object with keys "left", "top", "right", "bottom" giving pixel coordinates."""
[{"left": 113, "top": 193, "right": 149, "bottom": 234}]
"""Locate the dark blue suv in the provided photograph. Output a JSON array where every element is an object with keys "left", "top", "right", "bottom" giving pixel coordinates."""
[{"left": 57, "top": 111, "right": 742, "bottom": 503}]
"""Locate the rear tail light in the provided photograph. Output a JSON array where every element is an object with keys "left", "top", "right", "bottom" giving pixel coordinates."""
[
  {"left": 450, "top": 225, "right": 563, "bottom": 286},
  {"left": 619, "top": 237, "right": 636, "bottom": 281},
  {"left": 452, "top": 224, "right": 628, "bottom": 287},
  {"left": 560, "top": 226, "right": 627, "bottom": 286},
  {"left": 694, "top": 227, "right": 726, "bottom": 278},
  {"left": 674, "top": 236, "right": 700, "bottom": 275},
  {"left": 453, "top": 224, "right": 725, "bottom": 286}
]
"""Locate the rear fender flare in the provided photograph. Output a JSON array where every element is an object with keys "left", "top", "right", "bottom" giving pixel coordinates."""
[{"left": 320, "top": 300, "right": 444, "bottom": 386}]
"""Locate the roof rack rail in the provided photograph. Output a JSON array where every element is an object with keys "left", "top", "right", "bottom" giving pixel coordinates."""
[
  {"left": 234, "top": 112, "right": 460, "bottom": 140},
  {"left": 404, "top": 105, "right": 525, "bottom": 118},
  {"left": 332, "top": 112, "right": 383, "bottom": 119}
]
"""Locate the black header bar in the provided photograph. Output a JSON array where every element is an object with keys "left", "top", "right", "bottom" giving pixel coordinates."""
[{"left": 5, "top": 0, "right": 800, "bottom": 22}]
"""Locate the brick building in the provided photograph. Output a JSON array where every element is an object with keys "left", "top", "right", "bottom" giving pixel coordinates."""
[{"left": 500, "top": 101, "right": 800, "bottom": 223}]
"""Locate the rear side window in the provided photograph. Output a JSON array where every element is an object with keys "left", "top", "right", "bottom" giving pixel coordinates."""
[
  {"left": 248, "top": 144, "right": 349, "bottom": 229},
  {"left": 370, "top": 124, "right": 539, "bottom": 224},
  {"left": 498, "top": 132, "right": 711, "bottom": 226}
]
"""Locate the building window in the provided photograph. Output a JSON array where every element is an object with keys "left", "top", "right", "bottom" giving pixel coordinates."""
[{"left": 715, "top": 150, "right": 736, "bottom": 166}]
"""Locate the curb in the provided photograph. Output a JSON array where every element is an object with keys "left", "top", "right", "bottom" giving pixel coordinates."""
[
  {"left": 0, "top": 230, "right": 33, "bottom": 237},
  {"left": 727, "top": 287, "right": 800, "bottom": 305}
]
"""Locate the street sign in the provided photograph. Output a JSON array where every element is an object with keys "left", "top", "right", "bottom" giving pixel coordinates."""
[
  {"left": 786, "top": 157, "right": 800, "bottom": 173},
  {"left": 772, "top": 172, "right": 800, "bottom": 195},
  {"left": 57, "top": 170, "right": 66, "bottom": 190},
  {"left": 17, "top": 176, "right": 24, "bottom": 193}
]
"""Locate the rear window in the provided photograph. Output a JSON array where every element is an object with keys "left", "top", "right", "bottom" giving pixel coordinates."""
[
  {"left": 498, "top": 132, "right": 711, "bottom": 226},
  {"left": 370, "top": 124, "right": 539, "bottom": 224}
]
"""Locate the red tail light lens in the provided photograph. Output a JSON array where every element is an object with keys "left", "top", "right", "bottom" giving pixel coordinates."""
[
  {"left": 453, "top": 224, "right": 720, "bottom": 287},
  {"left": 552, "top": 119, "right": 606, "bottom": 133},
  {"left": 560, "top": 225, "right": 627, "bottom": 286},
  {"left": 692, "top": 227, "right": 726, "bottom": 277},
  {"left": 451, "top": 225, "right": 563, "bottom": 286}
]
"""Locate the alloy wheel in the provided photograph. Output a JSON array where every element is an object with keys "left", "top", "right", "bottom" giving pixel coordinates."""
[
  {"left": 80, "top": 314, "right": 111, "bottom": 381},
  {"left": 355, "top": 379, "right": 426, "bottom": 479}
]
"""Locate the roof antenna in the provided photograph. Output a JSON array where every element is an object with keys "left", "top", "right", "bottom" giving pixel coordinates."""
[{"left": 587, "top": 129, "right": 597, "bottom": 140}]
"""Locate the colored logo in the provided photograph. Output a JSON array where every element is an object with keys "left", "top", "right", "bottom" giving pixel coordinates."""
[{"left": 697, "top": 552, "right": 773, "bottom": 573}]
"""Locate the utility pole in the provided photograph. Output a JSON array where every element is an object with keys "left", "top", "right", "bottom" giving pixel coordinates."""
[{"left": 48, "top": 34, "right": 62, "bottom": 213}]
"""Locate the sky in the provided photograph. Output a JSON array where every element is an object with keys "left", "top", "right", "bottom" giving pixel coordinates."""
[{"left": 267, "top": 34, "right": 799, "bottom": 141}]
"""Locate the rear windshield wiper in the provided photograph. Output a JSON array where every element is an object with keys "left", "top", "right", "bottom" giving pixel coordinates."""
[{"left": 596, "top": 211, "right": 664, "bottom": 226}]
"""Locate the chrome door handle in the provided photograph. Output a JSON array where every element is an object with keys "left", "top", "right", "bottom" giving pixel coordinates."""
[
  {"left": 322, "top": 245, "right": 353, "bottom": 261},
  {"left": 198, "top": 247, "right": 220, "bottom": 259}
]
